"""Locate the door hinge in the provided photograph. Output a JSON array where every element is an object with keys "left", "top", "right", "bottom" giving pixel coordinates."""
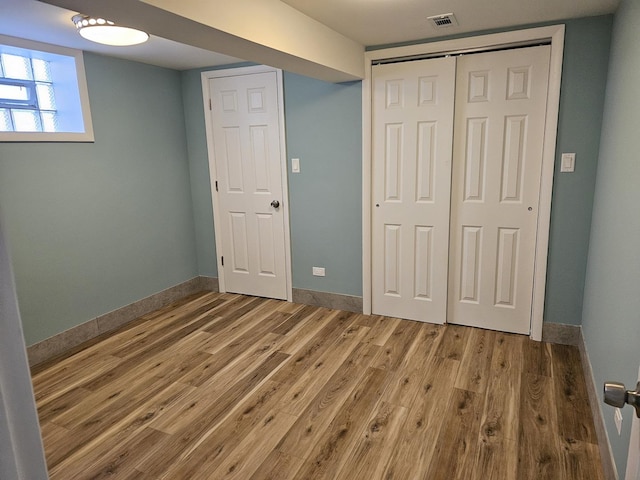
[
  {"left": 221, "top": 256, "right": 224, "bottom": 266},
  {"left": 209, "top": 98, "right": 212, "bottom": 110},
  {"left": 215, "top": 180, "right": 218, "bottom": 192}
]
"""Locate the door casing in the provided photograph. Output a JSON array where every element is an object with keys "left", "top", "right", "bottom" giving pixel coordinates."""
[
  {"left": 202, "top": 65, "right": 293, "bottom": 301},
  {"left": 362, "top": 25, "right": 565, "bottom": 341}
]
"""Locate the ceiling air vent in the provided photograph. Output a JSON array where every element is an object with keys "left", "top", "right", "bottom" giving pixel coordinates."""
[{"left": 427, "top": 13, "right": 458, "bottom": 29}]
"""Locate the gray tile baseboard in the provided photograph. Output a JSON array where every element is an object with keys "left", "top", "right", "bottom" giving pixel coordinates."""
[
  {"left": 27, "top": 276, "right": 219, "bottom": 367},
  {"left": 542, "top": 322, "right": 581, "bottom": 346},
  {"left": 537, "top": 322, "right": 617, "bottom": 478},
  {"left": 578, "top": 328, "right": 619, "bottom": 480},
  {"left": 199, "top": 275, "right": 219, "bottom": 292},
  {"left": 292, "top": 288, "right": 363, "bottom": 313}
]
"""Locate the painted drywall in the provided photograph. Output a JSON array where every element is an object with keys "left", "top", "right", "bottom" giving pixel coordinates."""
[
  {"left": 0, "top": 53, "right": 198, "bottom": 346},
  {"left": 283, "top": 73, "right": 363, "bottom": 296},
  {"left": 182, "top": 67, "right": 218, "bottom": 278},
  {"left": 581, "top": 0, "right": 640, "bottom": 474},
  {"left": 544, "top": 16, "right": 613, "bottom": 326}
]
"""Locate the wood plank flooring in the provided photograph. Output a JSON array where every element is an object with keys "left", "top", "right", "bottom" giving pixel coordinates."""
[{"left": 32, "top": 291, "right": 605, "bottom": 479}]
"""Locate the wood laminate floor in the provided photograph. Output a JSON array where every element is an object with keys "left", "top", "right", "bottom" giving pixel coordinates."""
[{"left": 32, "top": 291, "right": 604, "bottom": 479}]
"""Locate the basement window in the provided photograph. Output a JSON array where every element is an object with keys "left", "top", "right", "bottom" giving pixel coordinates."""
[{"left": 0, "top": 35, "right": 94, "bottom": 142}]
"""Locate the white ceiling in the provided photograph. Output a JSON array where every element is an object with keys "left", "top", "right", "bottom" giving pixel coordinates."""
[
  {"left": 0, "top": 0, "right": 620, "bottom": 72},
  {"left": 0, "top": 0, "right": 242, "bottom": 70},
  {"left": 281, "top": 0, "right": 620, "bottom": 46}
]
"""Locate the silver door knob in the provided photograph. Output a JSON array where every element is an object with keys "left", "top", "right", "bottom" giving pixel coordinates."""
[
  {"left": 271, "top": 200, "right": 280, "bottom": 208},
  {"left": 604, "top": 381, "right": 640, "bottom": 417}
]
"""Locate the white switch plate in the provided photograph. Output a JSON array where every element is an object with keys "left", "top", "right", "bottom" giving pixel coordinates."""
[
  {"left": 561, "top": 153, "right": 576, "bottom": 173},
  {"left": 312, "top": 266, "right": 325, "bottom": 277},
  {"left": 291, "top": 158, "right": 300, "bottom": 173},
  {"left": 615, "top": 408, "right": 623, "bottom": 435}
]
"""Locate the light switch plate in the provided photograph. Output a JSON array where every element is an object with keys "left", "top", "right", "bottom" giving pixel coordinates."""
[
  {"left": 291, "top": 158, "right": 300, "bottom": 173},
  {"left": 561, "top": 153, "right": 576, "bottom": 173}
]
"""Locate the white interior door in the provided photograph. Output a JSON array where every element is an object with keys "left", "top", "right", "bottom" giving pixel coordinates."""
[
  {"left": 626, "top": 366, "right": 640, "bottom": 480},
  {"left": 209, "top": 70, "right": 288, "bottom": 300},
  {"left": 371, "top": 57, "right": 456, "bottom": 323},
  {"left": 448, "top": 45, "right": 551, "bottom": 334}
]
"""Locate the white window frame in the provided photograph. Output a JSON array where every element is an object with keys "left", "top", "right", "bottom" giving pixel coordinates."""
[
  {"left": 0, "top": 34, "right": 94, "bottom": 142},
  {"left": 362, "top": 25, "right": 565, "bottom": 341}
]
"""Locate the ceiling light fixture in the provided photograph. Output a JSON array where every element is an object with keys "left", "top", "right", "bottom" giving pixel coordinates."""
[{"left": 72, "top": 14, "right": 149, "bottom": 46}]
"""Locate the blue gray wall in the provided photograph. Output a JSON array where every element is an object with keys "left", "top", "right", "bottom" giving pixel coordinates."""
[
  {"left": 0, "top": 53, "right": 198, "bottom": 345},
  {"left": 544, "top": 16, "right": 612, "bottom": 326},
  {"left": 0, "top": 15, "right": 615, "bottom": 346},
  {"left": 181, "top": 68, "right": 218, "bottom": 278},
  {"left": 283, "top": 74, "right": 362, "bottom": 296},
  {"left": 582, "top": 0, "right": 640, "bottom": 474}
]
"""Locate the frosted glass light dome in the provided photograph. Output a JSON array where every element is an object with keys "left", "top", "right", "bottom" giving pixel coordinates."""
[{"left": 72, "top": 15, "right": 149, "bottom": 46}]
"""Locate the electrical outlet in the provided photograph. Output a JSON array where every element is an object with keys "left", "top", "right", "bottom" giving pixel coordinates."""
[
  {"left": 312, "top": 267, "right": 325, "bottom": 277},
  {"left": 615, "top": 408, "right": 623, "bottom": 435}
]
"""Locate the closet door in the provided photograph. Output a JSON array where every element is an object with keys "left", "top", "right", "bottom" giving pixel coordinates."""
[
  {"left": 371, "top": 57, "right": 456, "bottom": 323},
  {"left": 448, "top": 45, "right": 551, "bottom": 334}
]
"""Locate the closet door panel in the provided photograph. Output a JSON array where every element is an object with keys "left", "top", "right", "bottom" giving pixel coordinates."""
[
  {"left": 448, "top": 45, "right": 551, "bottom": 334},
  {"left": 371, "top": 57, "right": 456, "bottom": 323}
]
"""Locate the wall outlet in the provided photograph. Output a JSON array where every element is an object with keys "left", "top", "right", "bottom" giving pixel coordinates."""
[
  {"left": 312, "top": 266, "right": 325, "bottom": 277},
  {"left": 615, "top": 408, "right": 623, "bottom": 435}
]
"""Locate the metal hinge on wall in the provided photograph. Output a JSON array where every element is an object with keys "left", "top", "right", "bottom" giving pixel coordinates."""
[
  {"left": 221, "top": 256, "right": 224, "bottom": 266},
  {"left": 215, "top": 181, "right": 218, "bottom": 192}
]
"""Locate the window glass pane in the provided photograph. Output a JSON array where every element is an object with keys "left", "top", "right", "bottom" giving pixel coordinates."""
[
  {"left": 12, "top": 109, "right": 42, "bottom": 132},
  {"left": 1, "top": 54, "right": 33, "bottom": 80},
  {"left": 32, "top": 59, "right": 52, "bottom": 82},
  {"left": 0, "top": 109, "right": 12, "bottom": 131},
  {"left": 0, "top": 83, "right": 29, "bottom": 101},
  {"left": 0, "top": 39, "right": 93, "bottom": 140},
  {"left": 41, "top": 111, "right": 58, "bottom": 132},
  {"left": 36, "top": 83, "right": 55, "bottom": 110}
]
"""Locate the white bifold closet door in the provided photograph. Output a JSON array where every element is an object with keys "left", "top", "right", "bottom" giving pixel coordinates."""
[
  {"left": 371, "top": 57, "right": 456, "bottom": 324},
  {"left": 372, "top": 45, "right": 551, "bottom": 334},
  {"left": 448, "top": 46, "right": 550, "bottom": 334}
]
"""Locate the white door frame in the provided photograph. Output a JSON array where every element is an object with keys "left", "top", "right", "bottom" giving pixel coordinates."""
[
  {"left": 0, "top": 219, "right": 49, "bottom": 480},
  {"left": 362, "top": 25, "right": 565, "bottom": 341},
  {"left": 201, "top": 65, "right": 293, "bottom": 302}
]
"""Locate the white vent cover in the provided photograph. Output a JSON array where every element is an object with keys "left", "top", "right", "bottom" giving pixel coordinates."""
[{"left": 427, "top": 13, "right": 459, "bottom": 29}]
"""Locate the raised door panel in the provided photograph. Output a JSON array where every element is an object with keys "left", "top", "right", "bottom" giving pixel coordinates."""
[
  {"left": 384, "top": 225, "right": 401, "bottom": 296},
  {"left": 223, "top": 127, "right": 245, "bottom": 193},
  {"left": 414, "top": 226, "right": 434, "bottom": 300},
  {"left": 229, "top": 212, "right": 250, "bottom": 273}
]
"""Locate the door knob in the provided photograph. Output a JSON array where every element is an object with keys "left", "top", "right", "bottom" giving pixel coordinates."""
[
  {"left": 604, "top": 381, "right": 640, "bottom": 418},
  {"left": 271, "top": 200, "right": 280, "bottom": 208}
]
